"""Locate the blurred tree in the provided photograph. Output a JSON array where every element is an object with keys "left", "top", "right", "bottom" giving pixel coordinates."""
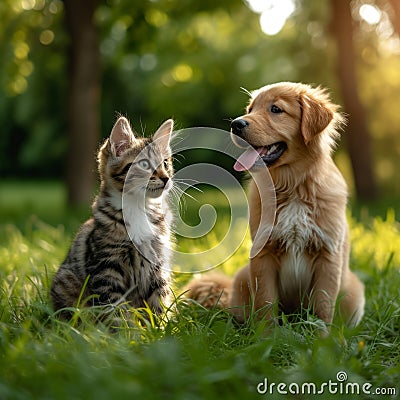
[
  {"left": 387, "top": 0, "right": 400, "bottom": 36},
  {"left": 64, "top": 0, "right": 100, "bottom": 206},
  {"left": 330, "top": 0, "right": 378, "bottom": 200},
  {"left": 0, "top": 0, "right": 67, "bottom": 178}
]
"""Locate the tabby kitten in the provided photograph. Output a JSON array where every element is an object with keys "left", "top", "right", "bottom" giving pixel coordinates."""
[{"left": 51, "top": 117, "right": 174, "bottom": 318}]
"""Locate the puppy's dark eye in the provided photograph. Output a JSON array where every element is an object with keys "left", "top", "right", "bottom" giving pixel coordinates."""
[
  {"left": 248, "top": 106, "right": 253, "bottom": 113},
  {"left": 270, "top": 105, "right": 283, "bottom": 114}
]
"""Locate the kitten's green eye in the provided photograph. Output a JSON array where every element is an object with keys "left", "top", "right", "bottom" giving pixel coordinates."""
[
  {"left": 138, "top": 159, "right": 151, "bottom": 170},
  {"left": 163, "top": 159, "right": 169, "bottom": 169}
]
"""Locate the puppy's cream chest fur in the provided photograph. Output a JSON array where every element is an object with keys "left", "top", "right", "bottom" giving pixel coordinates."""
[
  {"left": 270, "top": 200, "right": 329, "bottom": 253},
  {"left": 270, "top": 200, "right": 327, "bottom": 302}
]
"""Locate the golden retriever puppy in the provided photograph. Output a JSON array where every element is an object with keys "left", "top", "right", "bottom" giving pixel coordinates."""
[{"left": 186, "top": 82, "right": 365, "bottom": 328}]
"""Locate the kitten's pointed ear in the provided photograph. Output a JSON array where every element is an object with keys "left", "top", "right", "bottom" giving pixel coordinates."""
[
  {"left": 110, "top": 116, "right": 137, "bottom": 157},
  {"left": 153, "top": 119, "right": 174, "bottom": 149}
]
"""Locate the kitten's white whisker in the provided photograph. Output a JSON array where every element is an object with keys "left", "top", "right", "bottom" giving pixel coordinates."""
[
  {"left": 169, "top": 187, "right": 188, "bottom": 213},
  {"left": 173, "top": 183, "right": 202, "bottom": 199},
  {"left": 170, "top": 185, "right": 193, "bottom": 204},
  {"left": 174, "top": 188, "right": 198, "bottom": 203},
  {"left": 175, "top": 178, "right": 200, "bottom": 184},
  {"left": 170, "top": 136, "right": 185, "bottom": 145},
  {"left": 170, "top": 136, "right": 187, "bottom": 152},
  {"left": 175, "top": 183, "right": 203, "bottom": 194},
  {"left": 174, "top": 178, "right": 202, "bottom": 189},
  {"left": 172, "top": 153, "right": 186, "bottom": 163}
]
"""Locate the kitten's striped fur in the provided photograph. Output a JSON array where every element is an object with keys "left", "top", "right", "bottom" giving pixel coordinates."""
[{"left": 51, "top": 117, "right": 174, "bottom": 318}]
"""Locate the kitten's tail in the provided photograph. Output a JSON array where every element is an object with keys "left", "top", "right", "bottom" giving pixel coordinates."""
[{"left": 184, "top": 273, "right": 233, "bottom": 309}]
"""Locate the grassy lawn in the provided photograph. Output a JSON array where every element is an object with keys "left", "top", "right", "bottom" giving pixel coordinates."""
[{"left": 0, "top": 181, "right": 399, "bottom": 399}]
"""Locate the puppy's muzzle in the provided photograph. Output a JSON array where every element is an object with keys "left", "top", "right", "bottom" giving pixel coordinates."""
[{"left": 231, "top": 118, "right": 249, "bottom": 137}]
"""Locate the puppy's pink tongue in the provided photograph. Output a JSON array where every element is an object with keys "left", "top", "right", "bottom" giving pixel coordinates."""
[{"left": 234, "top": 148, "right": 261, "bottom": 171}]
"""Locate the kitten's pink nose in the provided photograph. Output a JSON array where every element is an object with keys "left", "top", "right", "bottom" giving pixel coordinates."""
[{"left": 160, "top": 177, "right": 169, "bottom": 187}]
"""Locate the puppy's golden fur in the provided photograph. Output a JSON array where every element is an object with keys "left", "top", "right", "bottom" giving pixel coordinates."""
[{"left": 186, "top": 82, "right": 365, "bottom": 327}]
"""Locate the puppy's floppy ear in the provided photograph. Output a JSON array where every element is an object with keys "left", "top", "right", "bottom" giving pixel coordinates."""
[{"left": 300, "top": 94, "right": 334, "bottom": 144}]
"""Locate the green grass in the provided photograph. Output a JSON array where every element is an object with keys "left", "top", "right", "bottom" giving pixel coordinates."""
[{"left": 0, "top": 181, "right": 400, "bottom": 399}]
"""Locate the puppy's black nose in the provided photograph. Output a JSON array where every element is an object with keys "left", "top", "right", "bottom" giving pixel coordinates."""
[{"left": 231, "top": 118, "right": 249, "bottom": 136}]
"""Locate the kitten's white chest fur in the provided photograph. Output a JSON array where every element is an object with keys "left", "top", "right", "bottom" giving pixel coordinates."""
[
  {"left": 107, "top": 189, "right": 155, "bottom": 245},
  {"left": 122, "top": 193, "right": 155, "bottom": 245}
]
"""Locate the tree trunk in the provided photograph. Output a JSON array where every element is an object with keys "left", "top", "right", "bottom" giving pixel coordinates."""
[
  {"left": 330, "top": 0, "right": 378, "bottom": 201},
  {"left": 64, "top": 0, "right": 100, "bottom": 207}
]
